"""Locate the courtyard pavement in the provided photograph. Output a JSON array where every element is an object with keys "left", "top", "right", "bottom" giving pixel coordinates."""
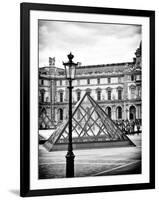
[{"left": 39, "top": 134, "right": 141, "bottom": 179}]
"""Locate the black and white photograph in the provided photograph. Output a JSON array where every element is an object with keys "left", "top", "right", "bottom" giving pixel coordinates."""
[
  {"left": 38, "top": 20, "right": 142, "bottom": 179},
  {"left": 20, "top": 3, "right": 155, "bottom": 197}
]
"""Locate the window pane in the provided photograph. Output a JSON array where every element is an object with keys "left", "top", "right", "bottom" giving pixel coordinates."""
[
  {"left": 97, "top": 91, "right": 101, "bottom": 101},
  {"left": 77, "top": 92, "right": 81, "bottom": 101},
  {"left": 117, "top": 107, "right": 122, "bottom": 119},
  {"left": 118, "top": 90, "right": 122, "bottom": 100},
  {"left": 131, "top": 88, "right": 135, "bottom": 99},
  {"left": 60, "top": 92, "right": 63, "bottom": 102},
  {"left": 97, "top": 78, "right": 100, "bottom": 84},
  {"left": 108, "top": 77, "right": 111, "bottom": 83},
  {"left": 106, "top": 107, "right": 111, "bottom": 118},
  {"left": 59, "top": 109, "right": 63, "bottom": 120},
  {"left": 41, "top": 92, "right": 44, "bottom": 102},
  {"left": 108, "top": 91, "right": 111, "bottom": 100}
]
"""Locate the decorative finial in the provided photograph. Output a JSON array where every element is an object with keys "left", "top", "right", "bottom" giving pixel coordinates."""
[{"left": 67, "top": 52, "right": 74, "bottom": 62}]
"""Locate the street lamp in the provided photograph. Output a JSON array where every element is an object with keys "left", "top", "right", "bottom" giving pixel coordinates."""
[{"left": 63, "top": 52, "right": 78, "bottom": 178}]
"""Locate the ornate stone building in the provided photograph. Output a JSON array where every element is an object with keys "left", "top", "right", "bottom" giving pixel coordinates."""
[{"left": 39, "top": 43, "right": 142, "bottom": 130}]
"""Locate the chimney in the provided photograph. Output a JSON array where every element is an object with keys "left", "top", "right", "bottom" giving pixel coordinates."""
[{"left": 49, "top": 57, "right": 55, "bottom": 66}]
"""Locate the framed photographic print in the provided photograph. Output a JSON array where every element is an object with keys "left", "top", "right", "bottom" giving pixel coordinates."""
[{"left": 20, "top": 3, "right": 155, "bottom": 197}]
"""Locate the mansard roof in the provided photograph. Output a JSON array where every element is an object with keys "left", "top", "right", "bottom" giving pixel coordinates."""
[
  {"left": 77, "top": 62, "right": 133, "bottom": 69},
  {"left": 39, "top": 61, "right": 135, "bottom": 77}
]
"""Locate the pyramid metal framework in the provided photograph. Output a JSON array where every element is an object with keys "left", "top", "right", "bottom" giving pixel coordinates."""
[{"left": 44, "top": 93, "right": 135, "bottom": 151}]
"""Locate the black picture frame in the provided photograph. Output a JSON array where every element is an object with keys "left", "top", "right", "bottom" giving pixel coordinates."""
[{"left": 20, "top": 2, "right": 155, "bottom": 197}]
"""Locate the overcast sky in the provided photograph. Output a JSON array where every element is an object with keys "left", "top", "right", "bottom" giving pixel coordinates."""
[{"left": 39, "top": 20, "right": 141, "bottom": 68}]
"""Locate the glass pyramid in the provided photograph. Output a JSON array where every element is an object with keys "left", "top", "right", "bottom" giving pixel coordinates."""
[{"left": 44, "top": 93, "right": 134, "bottom": 150}]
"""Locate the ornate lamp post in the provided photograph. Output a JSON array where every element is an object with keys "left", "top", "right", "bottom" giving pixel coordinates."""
[{"left": 63, "top": 52, "right": 78, "bottom": 177}]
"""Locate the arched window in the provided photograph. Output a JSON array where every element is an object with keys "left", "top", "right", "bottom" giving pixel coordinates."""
[
  {"left": 106, "top": 107, "right": 111, "bottom": 118},
  {"left": 118, "top": 90, "right": 122, "bottom": 100},
  {"left": 59, "top": 109, "right": 63, "bottom": 121},
  {"left": 129, "top": 105, "right": 136, "bottom": 120},
  {"left": 117, "top": 106, "right": 122, "bottom": 119}
]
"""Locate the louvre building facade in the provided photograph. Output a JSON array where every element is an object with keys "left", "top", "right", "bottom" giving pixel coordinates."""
[{"left": 39, "top": 43, "right": 142, "bottom": 131}]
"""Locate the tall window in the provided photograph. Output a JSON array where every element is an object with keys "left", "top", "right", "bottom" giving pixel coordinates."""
[
  {"left": 118, "top": 90, "right": 122, "bottom": 100},
  {"left": 97, "top": 90, "right": 101, "bottom": 101},
  {"left": 129, "top": 106, "right": 136, "bottom": 120},
  {"left": 41, "top": 79, "right": 44, "bottom": 85},
  {"left": 59, "top": 92, "right": 63, "bottom": 102},
  {"left": 131, "top": 75, "right": 135, "bottom": 81},
  {"left": 40, "top": 89, "right": 45, "bottom": 102},
  {"left": 41, "top": 92, "right": 44, "bottom": 102},
  {"left": 77, "top": 91, "right": 81, "bottom": 101},
  {"left": 106, "top": 107, "right": 111, "bottom": 118},
  {"left": 108, "top": 77, "right": 111, "bottom": 84},
  {"left": 59, "top": 109, "right": 63, "bottom": 121},
  {"left": 131, "top": 88, "right": 136, "bottom": 99},
  {"left": 108, "top": 90, "right": 111, "bottom": 100},
  {"left": 97, "top": 78, "right": 100, "bottom": 84},
  {"left": 117, "top": 107, "right": 122, "bottom": 119},
  {"left": 87, "top": 79, "right": 90, "bottom": 84}
]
